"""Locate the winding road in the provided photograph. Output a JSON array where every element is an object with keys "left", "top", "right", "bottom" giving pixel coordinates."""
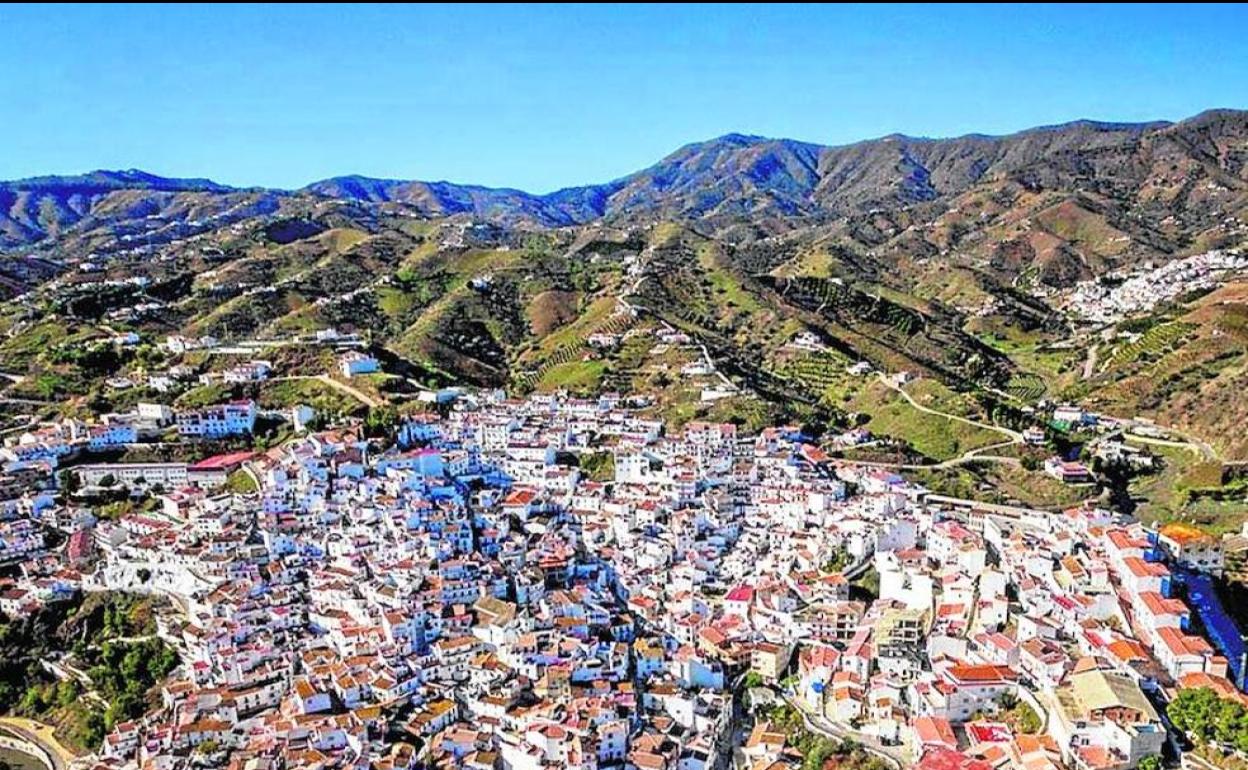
[
  {"left": 0, "top": 718, "right": 76, "bottom": 770},
  {"left": 1119, "top": 431, "right": 1218, "bottom": 462},
  {"left": 835, "top": 372, "right": 1224, "bottom": 476},
  {"left": 1082, "top": 342, "right": 1100, "bottom": 380},
  {"left": 782, "top": 694, "right": 906, "bottom": 770},
  {"left": 829, "top": 374, "right": 1026, "bottom": 472},
  {"left": 831, "top": 450, "right": 1021, "bottom": 473},
  {"left": 876, "top": 374, "right": 1023, "bottom": 443}
]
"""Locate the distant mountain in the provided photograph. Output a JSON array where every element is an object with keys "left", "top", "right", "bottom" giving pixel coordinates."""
[
  {"left": 298, "top": 109, "right": 1248, "bottom": 229},
  {"left": 5, "top": 169, "right": 234, "bottom": 194},
  {"left": 303, "top": 175, "right": 622, "bottom": 227},
  {"left": 3, "top": 109, "right": 1247, "bottom": 261},
  {"left": 0, "top": 170, "right": 272, "bottom": 251}
]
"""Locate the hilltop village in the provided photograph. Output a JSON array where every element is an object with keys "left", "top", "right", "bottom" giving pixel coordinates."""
[{"left": 0, "top": 384, "right": 1238, "bottom": 770}]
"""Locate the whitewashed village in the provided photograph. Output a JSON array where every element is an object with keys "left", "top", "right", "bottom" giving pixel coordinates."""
[
  {"left": 0, "top": 347, "right": 1240, "bottom": 770},
  {"left": 4, "top": 9, "right": 1248, "bottom": 770}
]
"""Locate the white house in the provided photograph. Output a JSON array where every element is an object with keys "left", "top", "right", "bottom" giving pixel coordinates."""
[
  {"left": 177, "top": 400, "right": 257, "bottom": 439},
  {"left": 339, "top": 352, "right": 380, "bottom": 378}
]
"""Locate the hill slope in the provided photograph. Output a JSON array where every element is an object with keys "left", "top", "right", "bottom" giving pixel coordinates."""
[{"left": 0, "top": 109, "right": 1245, "bottom": 467}]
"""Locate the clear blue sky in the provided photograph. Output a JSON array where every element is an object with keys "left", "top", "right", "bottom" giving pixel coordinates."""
[{"left": 2, "top": 4, "right": 1246, "bottom": 192}]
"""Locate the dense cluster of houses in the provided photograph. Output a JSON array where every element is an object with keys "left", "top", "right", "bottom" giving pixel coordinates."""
[
  {"left": 175, "top": 400, "right": 258, "bottom": 439},
  {"left": 0, "top": 390, "right": 1235, "bottom": 770},
  {"left": 0, "top": 399, "right": 257, "bottom": 478},
  {"left": 1061, "top": 249, "right": 1247, "bottom": 323}
]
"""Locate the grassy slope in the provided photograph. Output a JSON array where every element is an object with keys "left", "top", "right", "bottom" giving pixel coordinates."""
[{"left": 848, "top": 381, "right": 1004, "bottom": 462}]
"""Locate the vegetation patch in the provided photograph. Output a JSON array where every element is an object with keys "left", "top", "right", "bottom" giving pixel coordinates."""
[{"left": 0, "top": 593, "right": 179, "bottom": 753}]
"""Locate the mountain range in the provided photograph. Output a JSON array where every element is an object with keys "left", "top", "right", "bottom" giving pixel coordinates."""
[
  {"left": 2, "top": 109, "right": 1248, "bottom": 504},
  {"left": 4, "top": 108, "right": 1247, "bottom": 252}
]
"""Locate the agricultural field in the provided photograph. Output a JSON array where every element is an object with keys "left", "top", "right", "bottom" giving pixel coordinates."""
[
  {"left": 515, "top": 307, "right": 635, "bottom": 392},
  {"left": 1007, "top": 343, "right": 1084, "bottom": 393},
  {"left": 774, "top": 350, "right": 860, "bottom": 405},
  {"left": 1100, "top": 321, "right": 1194, "bottom": 373},
  {"left": 535, "top": 359, "right": 609, "bottom": 394},
  {"left": 1003, "top": 373, "right": 1047, "bottom": 402}
]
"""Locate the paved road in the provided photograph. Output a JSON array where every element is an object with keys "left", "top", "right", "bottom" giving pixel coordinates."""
[
  {"left": 837, "top": 371, "right": 1229, "bottom": 480},
  {"left": 241, "top": 461, "right": 263, "bottom": 491},
  {"left": 0, "top": 418, "right": 38, "bottom": 438},
  {"left": 782, "top": 694, "right": 906, "bottom": 770},
  {"left": 43, "top": 659, "right": 110, "bottom": 708},
  {"left": 841, "top": 553, "right": 875, "bottom": 581},
  {"left": 833, "top": 445, "right": 1022, "bottom": 472},
  {"left": 1120, "top": 431, "right": 1218, "bottom": 462},
  {"left": 1183, "top": 753, "right": 1226, "bottom": 770},
  {"left": 0, "top": 397, "right": 55, "bottom": 407},
  {"left": 1082, "top": 342, "right": 1100, "bottom": 380},
  {"left": 922, "top": 493, "right": 1056, "bottom": 519},
  {"left": 824, "top": 374, "right": 1029, "bottom": 472},
  {"left": 0, "top": 718, "right": 76, "bottom": 770}
]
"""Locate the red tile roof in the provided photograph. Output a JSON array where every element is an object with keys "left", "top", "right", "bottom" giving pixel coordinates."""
[{"left": 188, "top": 450, "right": 256, "bottom": 470}]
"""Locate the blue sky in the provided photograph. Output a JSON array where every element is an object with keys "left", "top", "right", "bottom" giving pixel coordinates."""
[{"left": 2, "top": 4, "right": 1246, "bottom": 192}]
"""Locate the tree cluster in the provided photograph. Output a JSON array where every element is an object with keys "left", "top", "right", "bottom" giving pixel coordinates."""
[{"left": 1169, "top": 687, "right": 1248, "bottom": 753}]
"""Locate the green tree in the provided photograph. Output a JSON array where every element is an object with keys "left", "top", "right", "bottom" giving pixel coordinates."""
[
  {"left": 801, "top": 738, "right": 839, "bottom": 770},
  {"left": 196, "top": 739, "right": 222, "bottom": 755},
  {"left": 55, "top": 680, "right": 79, "bottom": 709},
  {"left": 59, "top": 468, "right": 81, "bottom": 495},
  {"left": 364, "top": 405, "right": 399, "bottom": 438},
  {"left": 822, "top": 547, "right": 852, "bottom": 573},
  {"left": 1169, "top": 687, "right": 1244, "bottom": 747},
  {"left": 75, "top": 710, "right": 106, "bottom": 750},
  {"left": 578, "top": 452, "right": 615, "bottom": 482}
]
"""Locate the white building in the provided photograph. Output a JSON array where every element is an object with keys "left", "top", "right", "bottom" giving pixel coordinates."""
[
  {"left": 137, "top": 402, "right": 175, "bottom": 426},
  {"left": 339, "top": 353, "right": 380, "bottom": 378},
  {"left": 177, "top": 400, "right": 257, "bottom": 439},
  {"left": 76, "top": 462, "right": 189, "bottom": 490},
  {"left": 223, "top": 360, "right": 272, "bottom": 384}
]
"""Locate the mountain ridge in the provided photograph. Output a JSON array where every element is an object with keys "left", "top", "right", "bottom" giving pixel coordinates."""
[
  {"left": 2, "top": 108, "right": 1246, "bottom": 254},
  {"left": 2, "top": 108, "right": 1240, "bottom": 198},
  {"left": 0, "top": 110, "right": 1246, "bottom": 476}
]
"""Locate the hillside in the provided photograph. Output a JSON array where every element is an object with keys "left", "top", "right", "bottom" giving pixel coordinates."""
[
  {"left": 0, "top": 109, "right": 1246, "bottom": 478},
  {"left": 300, "top": 111, "right": 1248, "bottom": 238},
  {"left": 4, "top": 109, "right": 1246, "bottom": 258}
]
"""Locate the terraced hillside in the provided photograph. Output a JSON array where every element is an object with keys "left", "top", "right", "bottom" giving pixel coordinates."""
[
  {"left": 1081, "top": 283, "right": 1248, "bottom": 461},
  {"left": 1, "top": 109, "right": 1247, "bottom": 460}
]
